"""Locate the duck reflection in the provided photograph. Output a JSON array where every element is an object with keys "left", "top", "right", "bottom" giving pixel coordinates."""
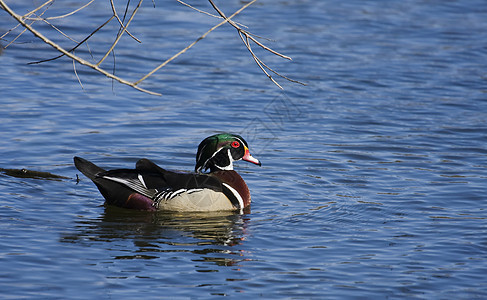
[{"left": 61, "top": 206, "right": 250, "bottom": 267}]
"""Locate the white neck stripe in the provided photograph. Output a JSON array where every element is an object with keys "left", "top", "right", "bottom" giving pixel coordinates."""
[{"left": 222, "top": 183, "right": 244, "bottom": 209}]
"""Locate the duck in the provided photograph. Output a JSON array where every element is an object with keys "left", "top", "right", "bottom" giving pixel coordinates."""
[{"left": 74, "top": 133, "right": 261, "bottom": 212}]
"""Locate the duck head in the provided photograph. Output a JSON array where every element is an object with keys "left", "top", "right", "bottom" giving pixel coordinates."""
[{"left": 195, "top": 133, "right": 261, "bottom": 173}]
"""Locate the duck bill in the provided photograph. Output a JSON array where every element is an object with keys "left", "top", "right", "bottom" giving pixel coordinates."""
[{"left": 242, "top": 147, "right": 261, "bottom": 166}]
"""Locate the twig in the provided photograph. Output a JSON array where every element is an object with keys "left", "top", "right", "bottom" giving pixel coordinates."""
[
  {"left": 241, "top": 32, "right": 305, "bottom": 86},
  {"left": 97, "top": 0, "right": 143, "bottom": 66},
  {"left": 208, "top": 1, "right": 290, "bottom": 60},
  {"left": 22, "top": 0, "right": 54, "bottom": 19},
  {"left": 0, "top": 0, "right": 160, "bottom": 95},
  {"left": 72, "top": 55, "right": 85, "bottom": 92},
  {"left": 176, "top": 0, "right": 247, "bottom": 28},
  {"left": 40, "top": 18, "right": 79, "bottom": 44},
  {"left": 109, "top": 0, "right": 141, "bottom": 43},
  {"left": 241, "top": 32, "right": 282, "bottom": 89},
  {"left": 28, "top": 16, "right": 115, "bottom": 65},
  {"left": 0, "top": 22, "right": 18, "bottom": 40},
  {"left": 134, "top": 0, "right": 256, "bottom": 86},
  {"left": 2, "top": 1, "right": 52, "bottom": 49},
  {"left": 0, "top": 0, "right": 303, "bottom": 96},
  {"left": 22, "top": 0, "right": 94, "bottom": 21},
  {"left": 3, "top": 23, "right": 28, "bottom": 49},
  {"left": 208, "top": 0, "right": 305, "bottom": 88}
]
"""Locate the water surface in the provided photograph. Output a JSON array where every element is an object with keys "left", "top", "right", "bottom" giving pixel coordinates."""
[{"left": 1, "top": 0, "right": 486, "bottom": 298}]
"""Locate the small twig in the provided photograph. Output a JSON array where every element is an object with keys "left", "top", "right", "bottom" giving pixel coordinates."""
[
  {"left": 72, "top": 55, "right": 85, "bottom": 92},
  {"left": 2, "top": 1, "right": 52, "bottom": 49},
  {"left": 208, "top": 0, "right": 304, "bottom": 88},
  {"left": 28, "top": 16, "right": 115, "bottom": 65},
  {"left": 40, "top": 18, "right": 79, "bottom": 44},
  {"left": 134, "top": 0, "right": 256, "bottom": 86},
  {"left": 245, "top": 33, "right": 291, "bottom": 60},
  {"left": 176, "top": 0, "right": 247, "bottom": 28},
  {"left": 22, "top": 0, "right": 54, "bottom": 19},
  {"left": 97, "top": 0, "right": 143, "bottom": 66},
  {"left": 110, "top": 0, "right": 141, "bottom": 43},
  {"left": 1, "top": 0, "right": 303, "bottom": 96},
  {"left": 242, "top": 33, "right": 305, "bottom": 86},
  {"left": 0, "top": 21, "right": 22, "bottom": 41},
  {"left": 3, "top": 24, "right": 29, "bottom": 49},
  {"left": 177, "top": 0, "right": 220, "bottom": 18},
  {"left": 22, "top": 0, "right": 94, "bottom": 21},
  {"left": 1, "top": 1, "right": 159, "bottom": 95},
  {"left": 241, "top": 32, "right": 282, "bottom": 89}
]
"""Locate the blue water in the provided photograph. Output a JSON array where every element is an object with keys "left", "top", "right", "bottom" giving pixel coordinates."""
[{"left": 1, "top": 0, "right": 486, "bottom": 298}]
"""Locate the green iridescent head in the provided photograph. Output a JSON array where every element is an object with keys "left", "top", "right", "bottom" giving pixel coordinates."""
[{"left": 195, "top": 133, "right": 261, "bottom": 173}]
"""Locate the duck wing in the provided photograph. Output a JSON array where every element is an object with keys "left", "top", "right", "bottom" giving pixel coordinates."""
[{"left": 98, "top": 159, "right": 224, "bottom": 201}]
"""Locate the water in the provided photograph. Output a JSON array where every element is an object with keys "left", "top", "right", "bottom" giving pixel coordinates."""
[{"left": 1, "top": 0, "right": 486, "bottom": 298}]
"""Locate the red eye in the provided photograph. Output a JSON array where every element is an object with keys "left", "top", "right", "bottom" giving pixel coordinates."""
[{"left": 231, "top": 141, "right": 240, "bottom": 148}]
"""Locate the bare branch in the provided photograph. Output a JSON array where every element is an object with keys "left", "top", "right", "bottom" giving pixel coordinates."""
[
  {"left": 97, "top": 0, "right": 143, "bottom": 66},
  {"left": 0, "top": 0, "right": 161, "bottom": 95},
  {"left": 0, "top": 0, "right": 303, "bottom": 96},
  {"left": 28, "top": 16, "right": 115, "bottom": 65},
  {"left": 2, "top": 24, "right": 28, "bottom": 49},
  {"left": 22, "top": 0, "right": 54, "bottom": 18},
  {"left": 208, "top": 0, "right": 305, "bottom": 88},
  {"left": 134, "top": 0, "right": 256, "bottom": 86},
  {"left": 0, "top": 21, "right": 22, "bottom": 41},
  {"left": 72, "top": 56, "right": 85, "bottom": 92},
  {"left": 109, "top": 0, "right": 141, "bottom": 43},
  {"left": 2, "top": 1, "right": 52, "bottom": 48},
  {"left": 22, "top": 0, "right": 94, "bottom": 21},
  {"left": 176, "top": 0, "right": 248, "bottom": 28},
  {"left": 40, "top": 18, "right": 79, "bottom": 44}
]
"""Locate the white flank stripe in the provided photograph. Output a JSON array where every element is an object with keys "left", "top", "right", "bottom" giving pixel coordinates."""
[
  {"left": 187, "top": 188, "right": 204, "bottom": 194},
  {"left": 103, "top": 176, "right": 148, "bottom": 196},
  {"left": 171, "top": 189, "right": 187, "bottom": 197},
  {"left": 222, "top": 183, "right": 244, "bottom": 209},
  {"left": 138, "top": 174, "right": 147, "bottom": 188},
  {"left": 103, "top": 176, "right": 131, "bottom": 186}
]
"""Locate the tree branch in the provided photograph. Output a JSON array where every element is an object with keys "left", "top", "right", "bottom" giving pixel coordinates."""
[
  {"left": 208, "top": 0, "right": 305, "bottom": 88},
  {"left": 0, "top": 0, "right": 303, "bottom": 96}
]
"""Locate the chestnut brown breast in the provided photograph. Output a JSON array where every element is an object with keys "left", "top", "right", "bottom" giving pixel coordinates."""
[{"left": 210, "top": 170, "right": 251, "bottom": 208}]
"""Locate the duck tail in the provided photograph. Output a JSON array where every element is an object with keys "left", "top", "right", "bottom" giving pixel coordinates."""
[{"left": 73, "top": 156, "right": 105, "bottom": 180}]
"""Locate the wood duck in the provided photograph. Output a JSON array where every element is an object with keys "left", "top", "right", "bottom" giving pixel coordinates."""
[{"left": 74, "top": 133, "right": 261, "bottom": 212}]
